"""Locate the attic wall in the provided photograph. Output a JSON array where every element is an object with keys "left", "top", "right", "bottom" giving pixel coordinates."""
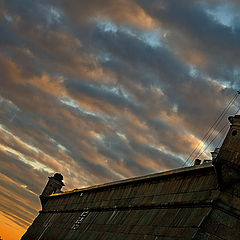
[
  {"left": 193, "top": 208, "right": 240, "bottom": 240},
  {"left": 24, "top": 207, "right": 212, "bottom": 240},
  {"left": 43, "top": 166, "right": 218, "bottom": 213},
  {"left": 192, "top": 182, "right": 240, "bottom": 240},
  {"left": 22, "top": 166, "right": 223, "bottom": 240}
]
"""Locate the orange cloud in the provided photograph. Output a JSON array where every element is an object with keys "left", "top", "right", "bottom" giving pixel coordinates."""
[{"left": 58, "top": 0, "right": 156, "bottom": 29}]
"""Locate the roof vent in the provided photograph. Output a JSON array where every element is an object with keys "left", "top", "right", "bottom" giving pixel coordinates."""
[
  {"left": 203, "top": 159, "right": 212, "bottom": 164},
  {"left": 194, "top": 159, "right": 201, "bottom": 165},
  {"left": 211, "top": 148, "right": 220, "bottom": 160}
]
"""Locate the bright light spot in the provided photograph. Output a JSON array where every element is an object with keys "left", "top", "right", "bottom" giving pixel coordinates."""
[
  {"left": 98, "top": 52, "right": 112, "bottom": 62},
  {"left": 206, "top": 77, "right": 232, "bottom": 90},
  {"left": 0, "top": 124, "right": 62, "bottom": 173},
  {"left": 100, "top": 85, "right": 138, "bottom": 105},
  {"left": 49, "top": 137, "right": 69, "bottom": 152},
  {"left": 138, "top": 31, "right": 162, "bottom": 48},
  {"left": 172, "top": 104, "right": 178, "bottom": 113},
  {"left": 50, "top": 7, "right": 62, "bottom": 20},
  {"left": 116, "top": 132, "right": 128, "bottom": 141},
  {"left": 0, "top": 96, "right": 20, "bottom": 111},
  {"left": 60, "top": 97, "right": 97, "bottom": 116},
  {"left": 108, "top": 168, "right": 125, "bottom": 179},
  {"left": 206, "top": 4, "right": 235, "bottom": 28},
  {"left": 101, "top": 85, "right": 124, "bottom": 97},
  {"left": 96, "top": 19, "right": 163, "bottom": 48},
  {"left": 97, "top": 19, "right": 118, "bottom": 32},
  {"left": 152, "top": 86, "right": 164, "bottom": 97},
  {"left": 120, "top": 25, "right": 163, "bottom": 48},
  {"left": 0, "top": 144, "right": 53, "bottom": 173},
  {"left": 57, "top": 144, "right": 68, "bottom": 152},
  {"left": 149, "top": 144, "right": 185, "bottom": 163},
  {"left": 20, "top": 184, "right": 38, "bottom": 195},
  {"left": 46, "top": 6, "right": 63, "bottom": 24},
  {"left": 0, "top": 124, "right": 40, "bottom": 153},
  {"left": 89, "top": 131, "right": 104, "bottom": 141},
  {"left": 4, "top": 14, "right": 13, "bottom": 22},
  {"left": 189, "top": 65, "right": 198, "bottom": 77}
]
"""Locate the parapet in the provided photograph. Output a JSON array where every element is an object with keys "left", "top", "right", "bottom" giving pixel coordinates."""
[{"left": 213, "top": 115, "right": 240, "bottom": 189}]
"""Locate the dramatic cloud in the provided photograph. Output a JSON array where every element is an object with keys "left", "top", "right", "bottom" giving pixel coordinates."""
[{"left": 0, "top": 0, "right": 240, "bottom": 239}]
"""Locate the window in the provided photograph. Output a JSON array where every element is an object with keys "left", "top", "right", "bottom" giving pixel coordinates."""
[
  {"left": 232, "top": 130, "right": 238, "bottom": 136},
  {"left": 71, "top": 211, "right": 89, "bottom": 230}
]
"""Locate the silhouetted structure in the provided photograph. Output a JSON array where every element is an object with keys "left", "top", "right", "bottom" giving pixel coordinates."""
[
  {"left": 21, "top": 115, "right": 240, "bottom": 240},
  {"left": 40, "top": 173, "right": 64, "bottom": 207}
]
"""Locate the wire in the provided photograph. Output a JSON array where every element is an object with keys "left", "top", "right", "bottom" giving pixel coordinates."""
[
  {"left": 194, "top": 101, "right": 240, "bottom": 160},
  {"left": 191, "top": 95, "right": 236, "bottom": 159},
  {"left": 197, "top": 105, "right": 240, "bottom": 159},
  {"left": 183, "top": 93, "right": 237, "bottom": 166},
  {"left": 183, "top": 91, "right": 239, "bottom": 166},
  {"left": 196, "top": 123, "right": 228, "bottom": 159},
  {"left": 216, "top": 127, "right": 228, "bottom": 148}
]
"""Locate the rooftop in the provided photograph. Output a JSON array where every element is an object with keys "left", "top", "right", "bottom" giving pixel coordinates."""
[{"left": 51, "top": 163, "right": 213, "bottom": 198}]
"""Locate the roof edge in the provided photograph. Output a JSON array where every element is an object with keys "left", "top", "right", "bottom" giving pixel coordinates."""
[{"left": 51, "top": 163, "right": 214, "bottom": 197}]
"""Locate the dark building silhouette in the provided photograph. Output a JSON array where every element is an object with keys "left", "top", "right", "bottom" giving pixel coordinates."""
[
  {"left": 21, "top": 115, "right": 240, "bottom": 240},
  {"left": 40, "top": 173, "right": 64, "bottom": 207}
]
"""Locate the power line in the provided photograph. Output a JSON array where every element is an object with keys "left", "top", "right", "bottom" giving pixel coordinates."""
[
  {"left": 183, "top": 91, "right": 240, "bottom": 166},
  {"left": 183, "top": 92, "right": 237, "bottom": 166},
  {"left": 196, "top": 123, "right": 228, "bottom": 159},
  {"left": 196, "top": 103, "right": 240, "bottom": 159},
  {"left": 191, "top": 93, "right": 237, "bottom": 160},
  {"left": 216, "top": 127, "right": 228, "bottom": 148}
]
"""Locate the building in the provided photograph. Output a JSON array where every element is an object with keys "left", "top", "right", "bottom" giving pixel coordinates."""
[{"left": 21, "top": 115, "right": 240, "bottom": 240}]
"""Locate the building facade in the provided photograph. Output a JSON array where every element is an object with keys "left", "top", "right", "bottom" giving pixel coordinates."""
[{"left": 21, "top": 116, "right": 240, "bottom": 240}]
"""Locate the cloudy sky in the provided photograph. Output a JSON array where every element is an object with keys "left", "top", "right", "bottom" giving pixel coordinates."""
[{"left": 1, "top": 0, "right": 240, "bottom": 239}]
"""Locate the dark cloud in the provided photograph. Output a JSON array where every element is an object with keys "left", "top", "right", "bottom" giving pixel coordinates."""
[
  {"left": 65, "top": 79, "right": 144, "bottom": 116},
  {"left": 137, "top": 0, "right": 240, "bottom": 82},
  {"left": 53, "top": 0, "right": 154, "bottom": 29}
]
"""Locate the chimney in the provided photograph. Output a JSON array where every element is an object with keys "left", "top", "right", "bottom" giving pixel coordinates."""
[
  {"left": 194, "top": 159, "right": 201, "bottom": 166},
  {"left": 211, "top": 148, "right": 220, "bottom": 160},
  {"left": 40, "top": 173, "right": 64, "bottom": 208},
  {"left": 213, "top": 115, "right": 240, "bottom": 189}
]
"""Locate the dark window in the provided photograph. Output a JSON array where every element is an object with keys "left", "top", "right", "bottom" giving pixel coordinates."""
[
  {"left": 71, "top": 211, "right": 89, "bottom": 230},
  {"left": 232, "top": 130, "right": 238, "bottom": 136}
]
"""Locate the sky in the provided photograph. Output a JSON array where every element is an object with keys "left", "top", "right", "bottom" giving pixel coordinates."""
[{"left": 1, "top": 0, "right": 240, "bottom": 239}]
